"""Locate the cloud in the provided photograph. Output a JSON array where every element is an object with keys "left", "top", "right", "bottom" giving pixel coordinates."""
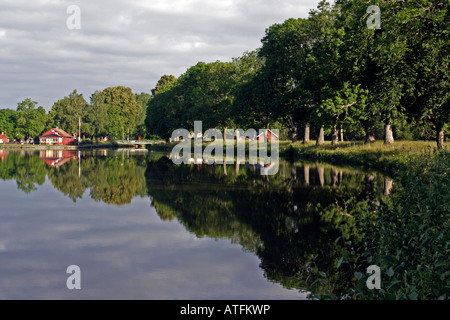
[{"left": 0, "top": 0, "right": 321, "bottom": 110}]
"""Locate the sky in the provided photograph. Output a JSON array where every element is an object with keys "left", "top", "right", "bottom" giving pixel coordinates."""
[{"left": 0, "top": 0, "right": 324, "bottom": 111}]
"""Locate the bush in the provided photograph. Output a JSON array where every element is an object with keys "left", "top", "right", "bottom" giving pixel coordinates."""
[{"left": 307, "top": 151, "right": 449, "bottom": 299}]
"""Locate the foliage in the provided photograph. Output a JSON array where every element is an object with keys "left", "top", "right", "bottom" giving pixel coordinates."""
[
  {"left": 305, "top": 151, "right": 449, "bottom": 300},
  {"left": 0, "top": 108, "right": 16, "bottom": 137},
  {"left": 48, "top": 90, "right": 88, "bottom": 136},
  {"left": 14, "top": 98, "right": 47, "bottom": 139}
]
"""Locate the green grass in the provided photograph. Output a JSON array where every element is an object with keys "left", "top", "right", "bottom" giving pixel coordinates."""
[
  {"left": 148, "top": 139, "right": 449, "bottom": 171},
  {"left": 280, "top": 140, "right": 449, "bottom": 171}
]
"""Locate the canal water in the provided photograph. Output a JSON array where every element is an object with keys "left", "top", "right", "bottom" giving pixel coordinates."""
[{"left": 0, "top": 149, "right": 392, "bottom": 299}]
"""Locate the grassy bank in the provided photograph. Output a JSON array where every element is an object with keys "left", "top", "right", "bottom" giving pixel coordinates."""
[
  {"left": 280, "top": 140, "right": 449, "bottom": 172},
  {"left": 149, "top": 139, "right": 448, "bottom": 172}
]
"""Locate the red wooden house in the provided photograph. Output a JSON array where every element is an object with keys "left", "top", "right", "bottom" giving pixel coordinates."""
[
  {"left": 0, "top": 132, "right": 10, "bottom": 144},
  {"left": 256, "top": 129, "right": 279, "bottom": 141},
  {"left": 40, "top": 128, "right": 77, "bottom": 145}
]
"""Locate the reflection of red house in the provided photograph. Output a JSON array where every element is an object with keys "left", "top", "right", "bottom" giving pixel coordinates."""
[
  {"left": 39, "top": 150, "right": 78, "bottom": 167},
  {"left": 0, "top": 133, "right": 10, "bottom": 144},
  {"left": 0, "top": 150, "right": 9, "bottom": 161},
  {"left": 40, "top": 128, "right": 77, "bottom": 145},
  {"left": 256, "top": 129, "right": 279, "bottom": 141}
]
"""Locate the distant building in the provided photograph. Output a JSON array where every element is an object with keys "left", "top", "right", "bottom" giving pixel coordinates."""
[
  {"left": 256, "top": 129, "right": 279, "bottom": 141},
  {"left": 0, "top": 132, "right": 10, "bottom": 144},
  {"left": 40, "top": 128, "right": 77, "bottom": 145}
]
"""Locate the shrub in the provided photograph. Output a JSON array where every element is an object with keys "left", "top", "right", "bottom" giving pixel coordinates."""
[{"left": 307, "top": 151, "right": 449, "bottom": 300}]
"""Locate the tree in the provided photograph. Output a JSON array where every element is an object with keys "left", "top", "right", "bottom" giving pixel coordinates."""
[
  {"left": 381, "top": 0, "right": 449, "bottom": 150},
  {"left": 151, "top": 75, "right": 178, "bottom": 96},
  {"left": 100, "top": 86, "right": 142, "bottom": 138},
  {"left": 48, "top": 90, "right": 88, "bottom": 136},
  {"left": 146, "top": 75, "right": 181, "bottom": 139},
  {"left": 258, "top": 17, "right": 314, "bottom": 142},
  {"left": 318, "top": 83, "right": 367, "bottom": 146},
  {"left": 15, "top": 98, "right": 47, "bottom": 140},
  {"left": 181, "top": 61, "right": 239, "bottom": 135},
  {"left": 0, "top": 108, "right": 16, "bottom": 137},
  {"left": 135, "top": 92, "right": 151, "bottom": 138},
  {"left": 85, "top": 90, "right": 109, "bottom": 138}
]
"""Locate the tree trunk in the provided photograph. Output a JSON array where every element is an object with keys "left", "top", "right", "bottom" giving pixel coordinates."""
[
  {"left": 384, "top": 124, "right": 394, "bottom": 145},
  {"left": 331, "top": 123, "right": 339, "bottom": 146},
  {"left": 437, "top": 124, "right": 444, "bottom": 151},
  {"left": 303, "top": 123, "right": 310, "bottom": 144},
  {"left": 316, "top": 126, "right": 324, "bottom": 146},
  {"left": 365, "top": 124, "right": 376, "bottom": 144},
  {"left": 223, "top": 127, "right": 227, "bottom": 143},
  {"left": 340, "top": 124, "right": 344, "bottom": 142},
  {"left": 291, "top": 125, "right": 298, "bottom": 143}
]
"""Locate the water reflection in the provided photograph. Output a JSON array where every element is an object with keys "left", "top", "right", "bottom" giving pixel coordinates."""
[
  {"left": 0, "top": 149, "right": 392, "bottom": 297},
  {"left": 145, "top": 155, "right": 390, "bottom": 293}
]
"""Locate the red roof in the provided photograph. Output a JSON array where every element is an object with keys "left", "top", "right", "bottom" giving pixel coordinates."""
[
  {"left": 40, "top": 128, "right": 74, "bottom": 138},
  {"left": 0, "top": 134, "right": 9, "bottom": 139}
]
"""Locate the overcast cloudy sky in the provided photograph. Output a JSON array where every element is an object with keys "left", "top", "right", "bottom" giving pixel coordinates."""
[{"left": 0, "top": 0, "right": 325, "bottom": 111}]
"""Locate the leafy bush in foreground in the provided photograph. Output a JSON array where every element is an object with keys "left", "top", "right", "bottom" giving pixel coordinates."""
[{"left": 306, "top": 151, "right": 449, "bottom": 299}]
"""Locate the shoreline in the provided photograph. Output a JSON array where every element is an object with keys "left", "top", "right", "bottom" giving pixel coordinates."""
[{"left": 0, "top": 143, "right": 131, "bottom": 150}]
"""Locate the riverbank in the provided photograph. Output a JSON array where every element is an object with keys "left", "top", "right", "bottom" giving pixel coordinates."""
[
  {"left": 280, "top": 140, "right": 449, "bottom": 172},
  {"left": 148, "top": 139, "right": 448, "bottom": 172},
  {"left": 0, "top": 142, "right": 132, "bottom": 150}
]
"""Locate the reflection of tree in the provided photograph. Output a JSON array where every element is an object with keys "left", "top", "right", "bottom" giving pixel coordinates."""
[
  {"left": 145, "top": 156, "right": 389, "bottom": 295},
  {"left": 47, "top": 159, "right": 87, "bottom": 202},
  {"left": 1, "top": 150, "right": 148, "bottom": 205},
  {"left": 86, "top": 157, "right": 146, "bottom": 205},
  {"left": 0, "top": 150, "right": 47, "bottom": 193}
]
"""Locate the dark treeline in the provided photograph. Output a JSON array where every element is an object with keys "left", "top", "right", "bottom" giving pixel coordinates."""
[
  {"left": 146, "top": 0, "right": 448, "bottom": 149},
  {"left": 0, "top": 1, "right": 447, "bottom": 148}
]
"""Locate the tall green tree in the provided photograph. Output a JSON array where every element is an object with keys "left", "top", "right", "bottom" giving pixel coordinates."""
[
  {"left": 0, "top": 108, "right": 16, "bottom": 137},
  {"left": 135, "top": 92, "right": 151, "bottom": 138},
  {"left": 146, "top": 75, "right": 181, "bottom": 139},
  {"left": 181, "top": 61, "right": 239, "bottom": 135},
  {"left": 374, "top": 0, "right": 449, "bottom": 149},
  {"left": 15, "top": 98, "right": 47, "bottom": 140},
  {"left": 48, "top": 90, "right": 88, "bottom": 136},
  {"left": 151, "top": 75, "right": 178, "bottom": 96},
  {"left": 100, "top": 86, "right": 142, "bottom": 138},
  {"left": 85, "top": 90, "right": 109, "bottom": 138}
]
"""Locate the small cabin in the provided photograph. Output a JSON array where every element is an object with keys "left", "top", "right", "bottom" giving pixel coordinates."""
[
  {"left": 256, "top": 129, "right": 279, "bottom": 141},
  {"left": 40, "top": 128, "right": 77, "bottom": 145}
]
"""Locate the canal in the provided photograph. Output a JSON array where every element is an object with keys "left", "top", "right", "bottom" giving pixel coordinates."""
[{"left": 0, "top": 149, "right": 392, "bottom": 299}]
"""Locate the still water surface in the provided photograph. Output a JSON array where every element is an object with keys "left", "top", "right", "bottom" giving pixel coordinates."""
[{"left": 0, "top": 149, "right": 391, "bottom": 299}]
